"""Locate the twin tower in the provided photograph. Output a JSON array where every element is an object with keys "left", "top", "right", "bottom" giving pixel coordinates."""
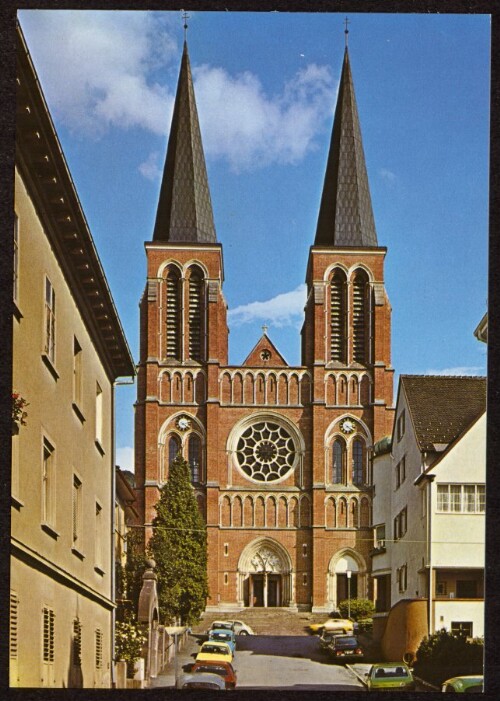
[{"left": 135, "top": 39, "right": 394, "bottom": 612}]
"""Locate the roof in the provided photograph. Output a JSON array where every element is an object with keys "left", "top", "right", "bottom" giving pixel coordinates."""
[
  {"left": 152, "top": 41, "right": 216, "bottom": 243},
  {"left": 242, "top": 333, "right": 289, "bottom": 367},
  {"left": 401, "top": 375, "right": 486, "bottom": 451},
  {"left": 16, "top": 23, "right": 135, "bottom": 380},
  {"left": 314, "top": 47, "right": 378, "bottom": 248}
]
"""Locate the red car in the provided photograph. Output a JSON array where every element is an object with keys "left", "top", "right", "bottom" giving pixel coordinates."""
[{"left": 191, "top": 660, "right": 237, "bottom": 689}]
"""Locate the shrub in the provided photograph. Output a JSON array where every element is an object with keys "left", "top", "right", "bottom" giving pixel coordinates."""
[
  {"left": 115, "top": 617, "right": 148, "bottom": 678},
  {"left": 338, "top": 598, "right": 375, "bottom": 621},
  {"left": 357, "top": 617, "right": 373, "bottom": 632},
  {"left": 414, "top": 630, "right": 484, "bottom": 687}
]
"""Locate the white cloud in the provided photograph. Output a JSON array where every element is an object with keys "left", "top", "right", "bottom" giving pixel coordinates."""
[
  {"left": 116, "top": 446, "right": 135, "bottom": 472},
  {"left": 228, "top": 284, "right": 307, "bottom": 328},
  {"left": 379, "top": 168, "right": 396, "bottom": 182},
  {"left": 423, "top": 366, "right": 485, "bottom": 376},
  {"left": 194, "top": 62, "right": 335, "bottom": 171},
  {"left": 19, "top": 11, "right": 336, "bottom": 172},
  {"left": 19, "top": 10, "right": 177, "bottom": 137},
  {"left": 139, "top": 151, "right": 162, "bottom": 181}
]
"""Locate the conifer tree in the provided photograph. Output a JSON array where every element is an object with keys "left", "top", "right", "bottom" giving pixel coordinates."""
[{"left": 148, "top": 453, "right": 208, "bottom": 625}]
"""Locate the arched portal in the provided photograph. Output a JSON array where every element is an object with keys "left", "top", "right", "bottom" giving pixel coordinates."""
[
  {"left": 327, "top": 550, "right": 368, "bottom": 610},
  {"left": 237, "top": 538, "right": 294, "bottom": 609}
]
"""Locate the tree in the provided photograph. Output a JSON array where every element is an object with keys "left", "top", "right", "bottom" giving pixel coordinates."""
[
  {"left": 148, "top": 454, "right": 209, "bottom": 625},
  {"left": 121, "top": 528, "right": 149, "bottom": 621}
]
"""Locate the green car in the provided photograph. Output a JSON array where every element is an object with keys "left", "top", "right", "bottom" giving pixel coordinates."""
[
  {"left": 441, "top": 675, "right": 483, "bottom": 693},
  {"left": 365, "top": 662, "right": 415, "bottom": 691}
]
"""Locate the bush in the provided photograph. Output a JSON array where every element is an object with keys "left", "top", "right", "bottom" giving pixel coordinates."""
[
  {"left": 338, "top": 598, "right": 375, "bottom": 621},
  {"left": 115, "top": 617, "right": 148, "bottom": 678},
  {"left": 414, "top": 630, "right": 484, "bottom": 687},
  {"left": 357, "top": 617, "right": 373, "bottom": 632}
]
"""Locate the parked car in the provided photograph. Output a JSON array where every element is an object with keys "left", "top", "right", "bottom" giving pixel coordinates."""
[
  {"left": 365, "top": 663, "right": 415, "bottom": 691},
  {"left": 191, "top": 660, "right": 238, "bottom": 690},
  {"left": 327, "top": 634, "right": 364, "bottom": 661},
  {"left": 195, "top": 641, "right": 233, "bottom": 663},
  {"left": 177, "top": 672, "right": 226, "bottom": 690},
  {"left": 208, "top": 628, "right": 237, "bottom": 654},
  {"left": 441, "top": 675, "right": 484, "bottom": 693},
  {"left": 223, "top": 619, "right": 255, "bottom": 636},
  {"left": 309, "top": 617, "right": 354, "bottom": 634},
  {"left": 319, "top": 630, "right": 337, "bottom": 652}
]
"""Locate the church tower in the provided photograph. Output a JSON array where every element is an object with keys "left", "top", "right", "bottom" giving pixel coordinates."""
[
  {"left": 135, "top": 40, "right": 228, "bottom": 535},
  {"left": 136, "top": 34, "right": 394, "bottom": 614}
]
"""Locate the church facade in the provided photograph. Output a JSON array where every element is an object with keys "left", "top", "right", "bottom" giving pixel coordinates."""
[{"left": 135, "top": 40, "right": 394, "bottom": 612}]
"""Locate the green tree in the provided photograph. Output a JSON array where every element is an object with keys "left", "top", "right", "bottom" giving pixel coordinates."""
[
  {"left": 148, "top": 454, "right": 209, "bottom": 625},
  {"left": 121, "top": 528, "right": 149, "bottom": 621},
  {"left": 338, "top": 598, "right": 375, "bottom": 621}
]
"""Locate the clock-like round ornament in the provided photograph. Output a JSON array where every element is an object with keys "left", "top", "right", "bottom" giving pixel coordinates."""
[
  {"left": 340, "top": 418, "right": 356, "bottom": 434},
  {"left": 176, "top": 416, "right": 191, "bottom": 431}
]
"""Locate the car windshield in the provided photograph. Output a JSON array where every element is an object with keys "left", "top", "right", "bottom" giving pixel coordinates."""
[
  {"left": 202, "top": 645, "right": 227, "bottom": 654},
  {"left": 195, "top": 666, "right": 228, "bottom": 677},
  {"left": 373, "top": 666, "right": 409, "bottom": 678},
  {"left": 211, "top": 633, "right": 231, "bottom": 640},
  {"left": 183, "top": 681, "right": 220, "bottom": 689},
  {"left": 334, "top": 637, "right": 358, "bottom": 646}
]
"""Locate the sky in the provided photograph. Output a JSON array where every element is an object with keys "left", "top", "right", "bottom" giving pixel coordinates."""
[{"left": 17, "top": 10, "right": 490, "bottom": 473}]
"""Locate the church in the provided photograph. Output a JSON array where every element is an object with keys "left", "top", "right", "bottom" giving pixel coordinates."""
[{"left": 134, "top": 34, "right": 394, "bottom": 613}]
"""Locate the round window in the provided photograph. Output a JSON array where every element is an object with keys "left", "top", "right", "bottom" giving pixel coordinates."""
[{"left": 235, "top": 420, "right": 297, "bottom": 482}]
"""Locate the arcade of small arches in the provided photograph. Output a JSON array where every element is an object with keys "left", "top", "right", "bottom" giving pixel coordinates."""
[
  {"left": 324, "top": 495, "right": 371, "bottom": 529},
  {"left": 219, "top": 493, "right": 311, "bottom": 528}
]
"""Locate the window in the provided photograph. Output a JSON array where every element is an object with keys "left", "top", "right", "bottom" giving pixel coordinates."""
[
  {"left": 95, "top": 503, "right": 103, "bottom": 570},
  {"left": 330, "top": 269, "right": 347, "bottom": 363},
  {"left": 352, "top": 438, "right": 364, "bottom": 485},
  {"left": 44, "top": 277, "right": 56, "bottom": 363},
  {"left": 95, "top": 383, "right": 103, "bottom": 447},
  {"left": 10, "top": 592, "right": 19, "bottom": 663},
  {"left": 188, "top": 268, "right": 204, "bottom": 360},
  {"left": 375, "top": 524, "right": 386, "bottom": 549},
  {"left": 393, "top": 507, "right": 407, "bottom": 540},
  {"left": 168, "top": 435, "right": 181, "bottom": 469},
  {"left": 42, "top": 438, "right": 55, "bottom": 526},
  {"left": 42, "top": 607, "right": 55, "bottom": 664},
  {"left": 437, "top": 485, "right": 485, "bottom": 513},
  {"left": 397, "top": 564, "right": 407, "bottom": 593},
  {"left": 396, "top": 456, "right": 406, "bottom": 488},
  {"left": 72, "top": 476, "right": 82, "bottom": 548},
  {"left": 188, "top": 433, "right": 202, "bottom": 483},
  {"left": 13, "top": 214, "right": 19, "bottom": 303},
  {"left": 73, "top": 338, "right": 83, "bottom": 409},
  {"left": 436, "top": 581, "right": 447, "bottom": 596},
  {"left": 456, "top": 580, "right": 478, "bottom": 598},
  {"left": 224, "top": 543, "right": 229, "bottom": 557},
  {"left": 303, "top": 573, "right": 308, "bottom": 586},
  {"left": 302, "top": 544, "right": 308, "bottom": 557},
  {"left": 73, "top": 619, "right": 82, "bottom": 667},
  {"left": 397, "top": 410, "right": 405, "bottom": 441},
  {"left": 451, "top": 621, "right": 473, "bottom": 638},
  {"left": 166, "top": 267, "right": 181, "bottom": 359},
  {"left": 224, "top": 573, "right": 228, "bottom": 585},
  {"left": 333, "top": 439, "right": 345, "bottom": 484},
  {"left": 95, "top": 629, "right": 103, "bottom": 669},
  {"left": 352, "top": 269, "right": 369, "bottom": 364}
]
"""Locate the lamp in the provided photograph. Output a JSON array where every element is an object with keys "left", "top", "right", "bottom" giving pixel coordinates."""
[{"left": 346, "top": 569, "right": 352, "bottom": 620}]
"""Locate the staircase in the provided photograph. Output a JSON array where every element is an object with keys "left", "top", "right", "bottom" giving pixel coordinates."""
[{"left": 193, "top": 608, "right": 330, "bottom": 636}]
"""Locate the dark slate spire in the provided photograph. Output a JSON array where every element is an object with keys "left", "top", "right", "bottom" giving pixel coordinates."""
[
  {"left": 314, "top": 47, "right": 378, "bottom": 247},
  {"left": 153, "top": 41, "right": 216, "bottom": 243}
]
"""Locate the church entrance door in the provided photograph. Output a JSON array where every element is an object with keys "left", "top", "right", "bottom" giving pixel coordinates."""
[{"left": 238, "top": 538, "right": 293, "bottom": 608}]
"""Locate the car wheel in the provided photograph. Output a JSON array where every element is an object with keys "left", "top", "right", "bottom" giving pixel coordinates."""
[{"left": 239, "top": 630, "right": 249, "bottom": 635}]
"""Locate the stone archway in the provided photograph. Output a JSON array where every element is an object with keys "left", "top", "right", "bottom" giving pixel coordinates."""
[
  {"left": 237, "top": 538, "right": 295, "bottom": 609},
  {"left": 327, "top": 550, "right": 368, "bottom": 611}
]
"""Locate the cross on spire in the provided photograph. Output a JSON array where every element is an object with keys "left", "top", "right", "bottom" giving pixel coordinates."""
[
  {"left": 182, "top": 9, "right": 190, "bottom": 41},
  {"left": 344, "top": 16, "right": 350, "bottom": 47}
]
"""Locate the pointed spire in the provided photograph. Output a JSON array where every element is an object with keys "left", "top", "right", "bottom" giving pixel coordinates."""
[
  {"left": 314, "top": 46, "right": 378, "bottom": 247},
  {"left": 153, "top": 41, "right": 217, "bottom": 243}
]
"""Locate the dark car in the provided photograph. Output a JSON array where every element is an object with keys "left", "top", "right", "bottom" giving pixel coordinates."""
[
  {"left": 318, "top": 630, "right": 337, "bottom": 652},
  {"left": 177, "top": 672, "right": 225, "bottom": 690},
  {"left": 191, "top": 660, "right": 237, "bottom": 689},
  {"left": 327, "top": 634, "right": 364, "bottom": 661}
]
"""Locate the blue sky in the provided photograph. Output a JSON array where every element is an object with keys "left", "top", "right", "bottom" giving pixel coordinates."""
[{"left": 18, "top": 10, "right": 490, "bottom": 472}]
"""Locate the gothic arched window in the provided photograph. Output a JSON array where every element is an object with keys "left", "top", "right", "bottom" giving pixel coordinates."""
[
  {"left": 188, "top": 267, "right": 204, "bottom": 361},
  {"left": 333, "top": 438, "right": 346, "bottom": 484},
  {"left": 352, "top": 269, "right": 369, "bottom": 364},
  {"left": 188, "top": 433, "right": 202, "bottom": 483},
  {"left": 165, "top": 267, "right": 181, "bottom": 359},
  {"left": 353, "top": 438, "right": 364, "bottom": 486},
  {"left": 330, "top": 269, "right": 347, "bottom": 363},
  {"left": 168, "top": 434, "right": 181, "bottom": 468}
]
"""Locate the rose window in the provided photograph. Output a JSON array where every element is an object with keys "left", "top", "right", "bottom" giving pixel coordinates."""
[{"left": 235, "top": 421, "right": 296, "bottom": 482}]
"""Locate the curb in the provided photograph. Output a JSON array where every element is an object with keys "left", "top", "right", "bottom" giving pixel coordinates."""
[
  {"left": 345, "top": 664, "right": 368, "bottom": 688},
  {"left": 413, "top": 674, "right": 440, "bottom": 692}
]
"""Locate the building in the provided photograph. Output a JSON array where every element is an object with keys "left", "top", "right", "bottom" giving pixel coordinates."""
[
  {"left": 371, "top": 375, "right": 486, "bottom": 659},
  {"left": 135, "top": 37, "right": 394, "bottom": 613},
  {"left": 11, "top": 25, "right": 135, "bottom": 687}
]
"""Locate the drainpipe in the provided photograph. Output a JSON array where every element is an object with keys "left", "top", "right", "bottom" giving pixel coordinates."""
[{"left": 425, "top": 461, "right": 435, "bottom": 636}]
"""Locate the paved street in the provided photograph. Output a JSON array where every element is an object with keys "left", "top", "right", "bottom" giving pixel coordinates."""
[{"left": 153, "top": 633, "right": 365, "bottom": 691}]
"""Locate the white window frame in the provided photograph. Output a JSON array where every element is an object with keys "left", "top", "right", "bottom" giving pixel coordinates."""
[
  {"left": 436, "top": 484, "right": 485, "bottom": 514},
  {"left": 44, "top": 276, "right": 56, "bottom": 364},
  {"left": 42, "top": 438, "right": 56, "bottom": 527}
]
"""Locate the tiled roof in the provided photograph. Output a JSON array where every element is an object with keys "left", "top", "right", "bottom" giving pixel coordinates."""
[
  {"left": 401, "top": 375, "right": 486, "bottom": 450},
  {"left": 314, "top": 48, "right": 378, "bottom": 248},
  {"left": 153, "top": 41, "right": 216, "bottom": 243}
]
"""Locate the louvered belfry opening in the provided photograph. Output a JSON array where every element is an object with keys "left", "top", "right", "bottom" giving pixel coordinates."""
[
  {"left": 188, "top": 267, "right": 204, "bottom": 361},
  {"left": 166, "top": 267, "right": 181, "bottom": 359},
  {"left": 330, "top": 269, "right": 347, "bottom": 363},
  {"left": 352, "top": 269, "right": 369, "bottom": 364}
]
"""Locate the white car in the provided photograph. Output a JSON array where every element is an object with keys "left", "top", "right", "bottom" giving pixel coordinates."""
[{"left": 223, "top": 619, "right": 254, "bottom": 636}]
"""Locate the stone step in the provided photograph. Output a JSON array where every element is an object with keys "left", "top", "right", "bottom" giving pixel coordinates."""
[{"left": 193, "top": 609, "right": 331, "bottom": 637}]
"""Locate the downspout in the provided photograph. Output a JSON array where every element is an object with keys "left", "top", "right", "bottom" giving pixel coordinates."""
[{"left": 426, "top": 462, "right": 435, "bottom": 636}]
